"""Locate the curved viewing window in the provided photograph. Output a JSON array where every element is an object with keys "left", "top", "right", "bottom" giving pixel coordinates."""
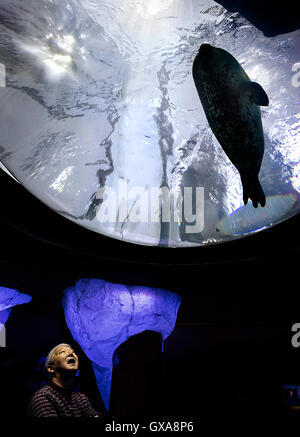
[{"left": 0, "top": 0, "right": 299, "bottom": 247}]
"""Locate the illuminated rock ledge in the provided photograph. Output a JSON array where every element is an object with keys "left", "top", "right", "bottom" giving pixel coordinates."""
[
  {"left": 62, "top": 278, "right": 181, "bottom": 409},
  {"left": 0, "top": 286, "right": 32, "bottom": 343}
]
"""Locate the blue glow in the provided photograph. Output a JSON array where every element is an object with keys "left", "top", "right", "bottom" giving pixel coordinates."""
[
  {"left": 0, "top": 286, "right": 32, "bottom": 330},
  {"left": 0, "top": 308, "right": 12, "bottom": 332},
  {"left": 216, "top": 194, "right": 298, "bottom": 236},
  {"left": 62, "top": 278, "right": 181, "bottom": 410}
]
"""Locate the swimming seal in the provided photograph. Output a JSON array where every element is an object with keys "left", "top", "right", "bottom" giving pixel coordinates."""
[{"left": 192, "top": 44, "right": 269, "bottom": 208}]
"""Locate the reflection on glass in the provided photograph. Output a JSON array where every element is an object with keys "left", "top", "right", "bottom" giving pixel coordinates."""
[{"left": 0, "top": 0, "right": 299, "bottom": 247}]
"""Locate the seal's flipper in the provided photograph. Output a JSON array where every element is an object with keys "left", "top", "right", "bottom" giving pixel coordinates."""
[
  {"left": 241, "top": 175, "right": 266, "bottom": 208},
  {"left": 243, "top": 82, "right": 269, "bottom": 106}
]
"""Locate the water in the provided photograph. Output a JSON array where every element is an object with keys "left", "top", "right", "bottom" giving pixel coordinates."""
[{"left": 0, "top": 0, "right": 299, "bottom": 247}]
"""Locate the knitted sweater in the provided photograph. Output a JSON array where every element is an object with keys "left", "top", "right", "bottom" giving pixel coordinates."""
[{"left": 27, "top": 381, "right": 100, "bottom": 417}]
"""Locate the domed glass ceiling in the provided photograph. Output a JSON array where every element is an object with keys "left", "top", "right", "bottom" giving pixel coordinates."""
[{"left": 0, "top": 0, "right": 299, "bottom": 247}]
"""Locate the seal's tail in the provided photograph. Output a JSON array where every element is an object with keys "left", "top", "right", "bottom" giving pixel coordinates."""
[{"left": 241, "top": 175, "right": 266, "bottom": 208}]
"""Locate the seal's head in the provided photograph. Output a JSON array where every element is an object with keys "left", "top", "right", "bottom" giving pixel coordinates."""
[
  {"left": 193, "top": 43, "right": 216, "bottom": 79},
  {"left": 193, "top": 44, "right": 236, "bottom": 79},
  {"left": 199, "top": 43, "right": 214, "bottom": 55}
]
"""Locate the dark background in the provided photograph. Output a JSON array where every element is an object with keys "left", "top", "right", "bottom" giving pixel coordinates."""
[
  {"left": 0, "top": 0, "right": 299, "bottom": 424},
  {"left": 0, "top": 161, "right": 299, "bottom": 422}
]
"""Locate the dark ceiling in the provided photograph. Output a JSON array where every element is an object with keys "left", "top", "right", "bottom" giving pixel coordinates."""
[{"left": 215, "top": 0, "right": 300, "bottom": 36}]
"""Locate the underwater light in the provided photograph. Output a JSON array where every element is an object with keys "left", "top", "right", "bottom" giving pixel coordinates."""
[
  {"left": 62, "top": 278, "right": 181, "bottom": 409},
  {"left": 0, "top": 286, "right": 32, "bottom": 335},
  {"left": 0, "top": 0, "right": 299, "bottom": 247},
  {"left": 217, "top": 194, "right": 298, "bottom": 236}
]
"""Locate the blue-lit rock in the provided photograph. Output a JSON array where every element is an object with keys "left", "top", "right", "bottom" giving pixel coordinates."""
[
  {"left": 0, "top": 286, "right": 32, "bottom": 330},
  {"left": 62, "top": 278, "right": 181, "bottom": 409},
  {"left": 0, "top": 308, "right": 11, "bottom": 330}
]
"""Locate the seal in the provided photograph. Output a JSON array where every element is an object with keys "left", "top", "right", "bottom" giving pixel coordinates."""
[{"left": 192, "top": 43, "right": 269, "bottom": 208}]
